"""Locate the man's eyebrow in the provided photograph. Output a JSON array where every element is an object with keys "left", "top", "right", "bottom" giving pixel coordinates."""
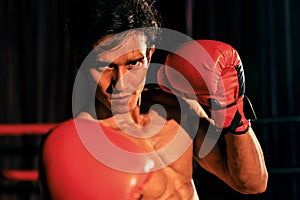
[
  {"left": 94, "top": 53, "right": 145, "bottom": 66},
  {"left": 126, "top": 56, "right": 145, "bottom": 65},
  {"left": 94, "top": 60, "right": 111, "bottom": 67}
]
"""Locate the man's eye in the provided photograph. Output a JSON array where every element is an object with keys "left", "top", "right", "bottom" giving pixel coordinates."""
[
  {"left": 93, "top": 61, "right": 111, "bottom": 71},
  {"left": 129, "top": 60, "right": 143, "bottom": 67},
  {"left": 129, "top": 60, "right": 138, "bottom": 65},
  {"left": 96, "top": 66, "right": 109, "bottom": 71}
]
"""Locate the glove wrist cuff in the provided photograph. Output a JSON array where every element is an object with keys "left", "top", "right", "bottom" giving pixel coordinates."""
[
  {"left": 226, "top": 97, "right": 251, "bottom": 134},
  {"left": 212, "top": 97, "right": 251, "bottom": 134}
]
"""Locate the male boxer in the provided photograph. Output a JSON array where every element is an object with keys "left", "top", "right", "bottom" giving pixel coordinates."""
[{"left": 39, "top": 0, "right": 268, "bottom": 199}]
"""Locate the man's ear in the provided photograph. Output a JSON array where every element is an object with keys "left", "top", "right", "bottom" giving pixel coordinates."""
[{"left": 146, "top": 46, "right": 155, "bottom": 62}]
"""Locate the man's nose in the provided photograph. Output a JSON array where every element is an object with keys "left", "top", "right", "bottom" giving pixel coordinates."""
[{"left": 114, "top": 66, "right": 127, "bottom": 90}]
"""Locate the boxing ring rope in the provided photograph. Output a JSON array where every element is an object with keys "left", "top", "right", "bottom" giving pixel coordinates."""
[
  {"left": 0, "top": 123, "right": 57, "bottom": 182},
  {"left": 1, "top": 170, "right": 39, "bottom": 182},
  {"left": 255, "top": 116, "right": 300, "bottom": 174},
  {"left": 0, "top": 124, "right": 57, "bottom": 136}
]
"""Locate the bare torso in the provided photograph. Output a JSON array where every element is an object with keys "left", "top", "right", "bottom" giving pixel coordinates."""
[
  {"left": 77, "top": 110, "right": 198, "bottom": 199},
  {"left": 40, "top": 89, "right": 200, "bottom": 199}
]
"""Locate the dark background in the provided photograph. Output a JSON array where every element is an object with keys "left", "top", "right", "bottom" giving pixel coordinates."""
[{"left": 0, "top": 0, "right": 299, "bottom": 199}]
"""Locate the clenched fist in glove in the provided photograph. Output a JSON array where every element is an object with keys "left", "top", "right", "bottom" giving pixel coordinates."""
[
  {"left": 157, "top": 40, "right": 256, "bottom": 134},
  {"left": 40, "top": 119, "right": 153, "bottom": 200}
]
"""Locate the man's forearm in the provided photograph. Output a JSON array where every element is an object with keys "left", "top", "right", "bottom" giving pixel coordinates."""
[
  {"left": 224, "top": 128, "right": 268, "bottom": 194},
  {"left": 193, "top": 125, "right": 268, "bottom": 194}
]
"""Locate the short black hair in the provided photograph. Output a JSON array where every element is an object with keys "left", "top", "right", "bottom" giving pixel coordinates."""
[{"left": 67, "top": 0, "right": 161, "bottom": 61}]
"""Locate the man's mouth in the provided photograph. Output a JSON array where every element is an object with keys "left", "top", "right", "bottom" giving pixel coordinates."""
[{"left": 111, "top": 95, "right": 131, "bottom": 105}]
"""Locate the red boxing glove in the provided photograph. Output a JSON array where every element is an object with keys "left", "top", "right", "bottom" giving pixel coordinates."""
[
  {"left": 40, "top": 119, "right": 152, "bottom": 200},
  {"left": 158, "top": 40, "right": 256, "bottom": 134}
]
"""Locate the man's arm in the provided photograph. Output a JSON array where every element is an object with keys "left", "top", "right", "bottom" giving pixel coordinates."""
[
  {"left": 156, "top": 39, "right": 268, "bottom": 194},
  {"left": 193, "top": 124, "right": 268, "bottom": 194}
]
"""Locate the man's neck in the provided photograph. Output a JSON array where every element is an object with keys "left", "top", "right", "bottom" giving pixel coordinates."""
[{"left": 84, "top": 100, "right": 144, "bottom": 126}]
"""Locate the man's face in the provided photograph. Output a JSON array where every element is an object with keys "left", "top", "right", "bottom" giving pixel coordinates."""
[{"left": 87, "top": 33, "right": 154, "bottom": 115}]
